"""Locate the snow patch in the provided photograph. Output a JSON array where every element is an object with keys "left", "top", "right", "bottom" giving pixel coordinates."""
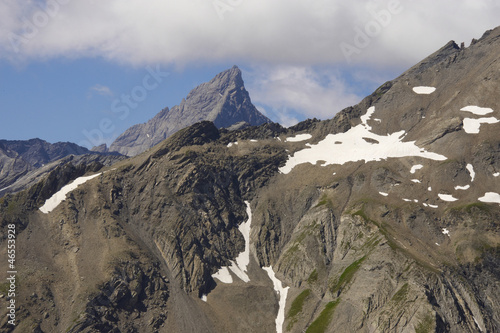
[
  {"left": 360, "top": 106, "right": 376, "bottom": 129},
  {"left": 455, "top": 185, "right": 470, "bottom": 190},
  {"left": 39, "top": 173, "right": 102, "bottom": 214},
  {"left": 428, "top": 187, "right": 432, "bottom": 192},
  {"left": 212, "top": 201, "right": 252, "bottom": 283},
  {"left": 463, "top": 117, "right": 499, "bottom": 134},
  {"left": 442, "top": 228, "right": 450, "bottom": 236},
  {"left": 428, "top": 204, "right": 439, "bottom": 208},
  {"left": 250, "top": 139, "right": 258, "bottom": 142},
  {"left": 410, "top": 164, "right": 424, "bottom": 174},
  {"left": 438, "top": 194, "right": 458, "bottom": 202},
  {"left": 478, "top": 192, "right": 500, "bottom": 205},
  {"left": 403, "top": 198, "right": 412, "bottom": 202},
  {"left": 227, "top": 142, "right": 238, "bottom": 148},
  {"left": 474, "top": 316, "right": 484, "bottom": 332},
  {"left": 460, "top": 105, "right": 494, "bottom": 116},
  {"left": 466, "top": 164, "right": 475, "bottom": 182},
  {"left": 279, "top": 107, "right": 447, "bottom": 174},
  {"left": 0, "top": 185, "right": 12, "bottom": 192},
  {"left": 201, "top": 294, "right": 207, "bottom": 302},
  {"left": 412, "top": 86, "right": 436, "bottom": 94},
  {"left": 379, "top": 192, "right": 388, "bottom": 197},
  {"left": 411, "top": 179, "right": 421, "bottom": 183},
  {"left": 263, "top": 266, "right": 289, "bottom": 333},
  {"left": 494, "top": 172, "right": 500, "bottom": 177},
  {"left": 285, "top": 134, "right": 312, "bottom": 142},
  {"left": 212, "top": 267, "right": 233, "bottom": 284}
]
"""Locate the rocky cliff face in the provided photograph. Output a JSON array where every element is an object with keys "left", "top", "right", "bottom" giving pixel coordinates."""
[
  {"left": 108, "top": 66, "right": 271, "bottom": 157},
  {"left": 1, "top": 27, "right": 500, "bottom": 333}
]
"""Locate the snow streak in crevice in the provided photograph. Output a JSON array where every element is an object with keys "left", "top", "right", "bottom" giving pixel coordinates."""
[
  {"left": 263, "top": 266, "right": 289, "bottom": 333},
  {"left": 212, "top": 201, "right": 252, "bottom": 283}
]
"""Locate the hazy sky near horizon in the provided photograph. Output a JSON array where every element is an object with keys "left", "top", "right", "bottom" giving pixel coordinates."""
[{"left": 0, "top": 0, "right": 499, "bottom": 148}]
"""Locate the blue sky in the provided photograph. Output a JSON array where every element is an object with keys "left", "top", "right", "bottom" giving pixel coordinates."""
[{"left": 0, "top": 1, "right": 499, "bottom": 148}]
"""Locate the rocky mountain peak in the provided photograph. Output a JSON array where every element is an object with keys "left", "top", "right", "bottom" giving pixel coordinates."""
[
  {"left": 186, "top": 65, "right": 244, "bottom": 98},
  {"left": 108, "top": 66, "right": 270, "bottom": 156}
]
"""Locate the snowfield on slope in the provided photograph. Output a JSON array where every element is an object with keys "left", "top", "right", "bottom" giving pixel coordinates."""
[
  {"left": 39, "top": 173, "right": 102, "bottom": 214},
  {"left": 285, "top": 134, "right": 312, "bottom": 142},
  {"left": 412, "top": 86, "right": 436, "bottom": 94},
  {"left": 478, "top": 192, "right": 500, "bottom": 205},
  {"left": 280, "top": 107, "right": 447, "bottom": 174},
  {"left": 438, "top": 194, "right": 458, "bottom": 202},
  {"left": 463, "top": 117, "right": 499, "bottom": 134},
  {"left": 410, "top": 164, "right": 424, "bottom": 174},
  {"left": 460, "top": 105, "right": 494, "bottom": 115}
]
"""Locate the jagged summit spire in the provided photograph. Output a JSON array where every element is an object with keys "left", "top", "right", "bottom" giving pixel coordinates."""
[{"left": 207, "top": 65, "right": 244, "bottom": 92}]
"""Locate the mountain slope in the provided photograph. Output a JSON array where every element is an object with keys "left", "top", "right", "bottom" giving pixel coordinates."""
[
  {"left": 108, "top": 66, "right": 271, "bottom": 156},
  {"left": 1, "top": 27, "right": 500, "bottom": 333}
]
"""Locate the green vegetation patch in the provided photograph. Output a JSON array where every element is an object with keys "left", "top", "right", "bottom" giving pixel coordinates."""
[
  {"left": 391, "top": 283, "right": 410, "bottom": 304},
  {"left": 352, "top": 209, "right": 369, "bottom": 222},
  {"left": 361, "top": 234, "right": 381, "bottom": 251},
  {"left": 305, "top": 299, "right": 341, "bottom": 333},
  {"left": 307, "top": 269, "right": 318, "bottom": 284},
  {"left": 0, "top": 282, "right": 10, "bottom": 295},
  {"left": 450, "top": 202, "right": 491, "bottom": 214},
  {"left": 286, "top": 289, "right": 311, "bottom": 331},
  {"left": 315, "top": 194, "right": 333, "bottom": 209},
  {"left": 415, "top": 312, "right": 435, "bottom": 333},
  {"left": 330, "top": 256, "right": 366, "bottom": 295}
]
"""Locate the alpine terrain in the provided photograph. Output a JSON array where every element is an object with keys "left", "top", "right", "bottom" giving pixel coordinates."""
[{"left": 1, "top": 27, "right": 500, "bottom": 333}]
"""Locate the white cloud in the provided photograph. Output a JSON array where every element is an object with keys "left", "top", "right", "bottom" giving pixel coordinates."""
[
  {"left": 245, "top": 66, "right": 361, "bottom": 121},
  {"left": 0, "top": 0, "right": 498, "bottom": 69},
  {"left": 88, "top": 84, "right": 114, "bottom": 98},
  {"left": 257, "top": 105, "right": 301, "bottom": 128}
]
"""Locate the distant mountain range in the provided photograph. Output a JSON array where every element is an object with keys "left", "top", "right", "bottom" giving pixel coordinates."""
[
  {"left": 0, "top": 138, "right": 123, "bottom": 196},
  {"left": 0, "top": 138, "right": 90, "bottom": 190}
]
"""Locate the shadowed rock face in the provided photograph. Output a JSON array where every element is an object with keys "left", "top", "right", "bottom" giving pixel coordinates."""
[
  {"left": 0, "top": 139, "right": 124, "bottom": 196},
  {"left": 0, "top": 139, "right": 90, "bottom": 190},
  {"left": 1, "top": 27, "right": 500, "bottom": 333},
  {"left": 109, "top": 66, "right": 271, "bottom": 157}
]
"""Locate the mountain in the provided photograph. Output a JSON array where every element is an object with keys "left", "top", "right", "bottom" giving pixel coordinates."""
[
  {"left": 0, "top": 139, "right": 125, "bottom": 197},
  {"left": 108, "top": 65, "right": 271, "bottom": 156},
  {"left": 1, "top": 27, "right": 500, "bottom": 333}
]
